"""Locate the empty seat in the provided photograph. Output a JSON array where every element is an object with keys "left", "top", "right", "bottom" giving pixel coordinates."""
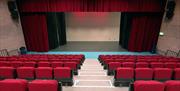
[
  {"left": 10, "top": 61, "right": 23, "bottom": 68},
  {"left": 107, "top": 62, "right": 121, "bottom": 75},
  {"left": 17, "top": 67, "right": 35, "bottom": 79},
  {"left": 0, "top": 61, "right": 10, "bottom": 67},
  {"left": 122, "top": 62, "right": 135, "bottom": 68},
  {"left": 135, "top": 68, "right": 153, "bottom": 80},
  {"left": 28, "top": 80, "right": 59, "bottom": 91},
  {"left": 51, "top": 62, "right": 63, "bottom": 68},
  {"left": 136, "top": 62, "right": 149, "bottom": 68},
  {"left": 35, "top": 67, "right": 53, "bottom": 79},
  {"left": 0, "top": 79, "right": 28, "bottom": 91},
  {"left": 38, "top": 62, "right": 51, "bottom": 67},
  {"left": 164, "top": 62, "right": 177, "bottom": 69},
  {"left": 114, "top": 68, "right": 134, "bottom": 86},
  {"left": 150, "top": 62, "right": 164, "bottom": 68},
  {"left": 177, "top": 63, "right": 180, "bottom": 68},
  {"left": 23, "top": 62, "right": 36, "bottom": 67},
  {"left": 64, "top": 62, "right": 78, "bottom": 75},
  {"left": 165, "top": 80, "right": 180, "bottom": 91},
  {"left": 154, "top": 68, "right": 173, "bottom": 81},
  {"left": 133, "top": 81, "right": 165, "bottom": 91},
  {"left": 54, "top": 67, "right": 73, "bottom": 86},
  {"left": 0, "top": 67, "right": 15, "bottom": 79},
  {"left": 174, "top": 68, "right": 180, "bottom": 80}
]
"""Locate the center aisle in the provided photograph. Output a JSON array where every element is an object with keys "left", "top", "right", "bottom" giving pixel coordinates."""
[{"left": 63, "top": 59, "right": 128, "bottom": 91}]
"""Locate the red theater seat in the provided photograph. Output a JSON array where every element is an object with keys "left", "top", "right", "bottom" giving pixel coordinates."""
[
  {"left": 54, "top": 67, "right": 73, "bottom": 86},
  {"left": 164, "top": 62, "right": 177, "bottom": 69},
  {"left": 64, "top": 62, "right": 78, "bottom": 75},
  {"left": 23, "top": 62, "right": 36, "bottom": 67},
  {"left": 165, "top": 80, "right": 180, "bottom": 91},
  {"left": 0, "top": 79, "right": 28, "bottom": 91},
  {"left": 107, "top": 62, "right": 121, "bottom": 75},
  {"left": 135, "top": 68, "right": 153, "bottom": 80},
  {"left": 134, "top": 81, "right": 165, "bottom": 91},
  {"left": 28, "top": 80, "right": 58, "bottom": 91},
  {"left": 174, "top": 68, "right": 180, "bottom": 80},
  {"left": 17, "top": 67, "right": 35, "bottom": 79},
  {"left": 114, "top": 68, "right": 134, "bottom": 86},
  {"left": 38, "top": 62, "right": 51, "bottom": 67},
  {"left": 0, "top": 67, "right": 15, "bottom": 79},
  {"left": 51, "top": 62, "right": 63, "bottom": 68},
  {"left": 0, "top": 61, "right": 10, "bottom": 67},
  {"left": 35, "top": 67, "right": 53, "bottom": 79},
  {"left": 10, "top": 61, "right": 23, "bottom": 68},
  {"left": 136, "top": 62, "right": 149, "bottom": 68},
  {"left": 154, "top": 68, "right": 173, "bottom": 81},
  {"left": 122, "top": 62, "right": 135, "bottom": 68},
  {"left": 150, "top": 62, "right": 164, "bottom": 68},
  {"left": 177, "top": 63, "right": 180, "bottom": 68}
]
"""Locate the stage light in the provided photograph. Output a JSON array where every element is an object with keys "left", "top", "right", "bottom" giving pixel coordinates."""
[{"left": 159, "top": 32, "right": 164, "bottom": 36}]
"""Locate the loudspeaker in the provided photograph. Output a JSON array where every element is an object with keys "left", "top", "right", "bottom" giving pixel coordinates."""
[
  {"left": 166, "top": 0, "right": 176, "bottom": 19},
  {"left": 7, "top": 1, "right": 19, "bottom": 20}
]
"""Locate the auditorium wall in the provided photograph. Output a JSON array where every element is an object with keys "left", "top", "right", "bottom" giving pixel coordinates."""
[
  {"left": 0, "top": 0, "right": 25, "bottom": 51},
  {"left": 157, "top": 0, "right": 180, "bottom": 53},
  {"left": 66, "top": 12, "right": 120, "bottom": 41}
]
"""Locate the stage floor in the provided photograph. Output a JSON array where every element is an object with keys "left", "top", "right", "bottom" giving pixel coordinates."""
[{"left": 51, "top": 42, "right": 127, "bottom": 52}]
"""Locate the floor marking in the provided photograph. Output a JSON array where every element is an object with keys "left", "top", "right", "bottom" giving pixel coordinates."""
[
  {"left": 78, "top": 75, "right": 107, "bottom": 76},
  {"left": 73, "top": 80, "right": 114, "bottom": 88}
]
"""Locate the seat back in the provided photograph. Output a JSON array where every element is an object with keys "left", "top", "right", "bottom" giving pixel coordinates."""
[
  {"left": 35, "top": 67, "right": 53, "bottom": 79},
  {"left": 17, "top": 67, "right": 35, "bottom": 79}
]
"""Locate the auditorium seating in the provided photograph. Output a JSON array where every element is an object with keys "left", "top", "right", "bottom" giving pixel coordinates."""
[
  {"left": 54, "top": 67, "right": 73, "bottom": 86},
  {"left": 10, "top": 61, "right": 23, "bottom": 68},
  {"left": 35, "top": 67, "right": 53, "bottom": 79},
  {"left": 164, "top": 62, "right": 177, "bottom": 69},
  {"left": 107, "top": 62, "right": 121, "bottom": 75},
  {"left": 28, "top": 80, "right": 60, "bottom": 91},
  {"left": 0, "top": 79, "right": 28, "bottom": 91},
  {"left": 51, "top": 62, "right": 64, "bottom": 68},
  {"left": 38, "top": 62, "right": 51, "bottom": 67},
  {"left": 64, "top": 62, "right": 78, "bottom": 75},
  {"left": 17, "top": 67, "right": 35, "bottom": 80},
  {"left": 0, "top": 67, "right": 15, "bottom": 79},
  {"left": 174, "top": 68, "right": 180, "bottom": 80},
  {"left": 154, "top": 68, "right": 173, "bottom": 81},
  {"left": 135, "top": 68, "right": 153, "bottom": 80},
  {"left": 114, "top": 68, "right": 134, "bottom": 86},
  {"left": 122, "top": 62, "right": 135, "bottom": 68},
  {"left": 135, "top": 62, "right": 149, "bottom": 68},
  {"left": 99, "top": 55, "right": 180, "bottom": 70},
  {"left": 130, "top": 81, "right": 165, "bottom": 91},
  {"left": 133, "top": 81, "right": 165, "bottom": 91},
  {"left": 165, "top": 80, "right": 180, "bottom": 91},
  {"left": 150, "top": 62, "right": 164, "bottom": 68},
  {"left": 0, "top": 61, "right": 10, "bottom": 67},
  {"left": 23, "top": 62, "right": 36, "bottom": 67},
  {"left": 130, "top": 80, "right": 180, "bottom": 91},
  {"left": 0, "top": 79, "right": 62, "bottom": 91}
]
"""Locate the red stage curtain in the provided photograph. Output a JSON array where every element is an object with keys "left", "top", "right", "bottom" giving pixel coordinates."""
[
  {"left": 21, "top": 14, "right": 49, "bottom": 52},
  {"left": 128, "top": 14, "right": 163, "bottom": 52},
  {"left": 17, "top": 0, "right": 167, "bottom": 12}
]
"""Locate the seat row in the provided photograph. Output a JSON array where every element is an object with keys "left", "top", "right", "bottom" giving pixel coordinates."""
[
  {"left": 0, "top": 61, "right": 80, "bottom": 69},
  {"left": 0, "top": 79, "right": 62, "bottom": 91},
  {"left": 107, "top": 62, "right": 180, "bottom": 75},
  {"left": 98, "top": 55, "right": 179, "bottom": 66},
  {"left": 130, "top": 80, "right": 180, "bottom": 91},
  {"left": 102, "top": 59, "right": 180, "bottom": 69},
  {"left": 0, "top": 67, "right": 74, "bottom": 85},
  {"left": 113, "top": 68, "right": 180, "bottom": 86}
]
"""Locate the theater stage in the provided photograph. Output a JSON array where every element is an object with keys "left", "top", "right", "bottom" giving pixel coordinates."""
[{"left": 51, "top": 42, "right": 127, "bottom": 52}]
